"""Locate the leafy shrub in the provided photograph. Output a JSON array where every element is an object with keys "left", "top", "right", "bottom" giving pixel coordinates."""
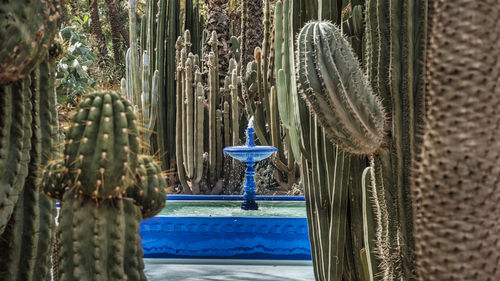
[{"left": 56, "top": 26, "right": 96, "bottom": 104}]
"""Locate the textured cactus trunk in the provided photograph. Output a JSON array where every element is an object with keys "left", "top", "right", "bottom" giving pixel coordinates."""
[
  {"left": 0, "top": 55, "right": 58, "bottom": 281},
  {"left": 0, "top": 0, "right": 61, "bottom": 85},
  {"left": 412, "top": 1, "right": 500, "bottom": 280}
]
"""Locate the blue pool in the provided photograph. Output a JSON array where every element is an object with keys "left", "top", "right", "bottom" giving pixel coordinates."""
[{"left": 139, "top": 195, "right": 312, "bottom": 261}]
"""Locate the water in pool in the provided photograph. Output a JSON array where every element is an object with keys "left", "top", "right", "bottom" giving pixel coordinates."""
[{"left": 157, "top": 201, "right": 307, "bottom": 217}]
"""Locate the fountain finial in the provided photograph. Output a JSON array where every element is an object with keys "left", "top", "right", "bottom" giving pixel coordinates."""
[
  {"left": 245, "top": 116, "right": 256, "bottom": 147},
  {"left": 248, "top": 116, "right": 254, "bottom": 128}
]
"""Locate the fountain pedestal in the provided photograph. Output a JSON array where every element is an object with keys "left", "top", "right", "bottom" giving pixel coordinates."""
[
  {"left": 223, "top": 119, "right": 277, "bottom": 210},
  {"left": 241, "top": 161, "right": 258, "bottom": 210}
]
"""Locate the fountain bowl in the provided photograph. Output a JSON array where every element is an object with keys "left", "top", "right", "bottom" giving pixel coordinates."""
[{"left": 223, "top": 146, "right": 277, "bottom": 162}]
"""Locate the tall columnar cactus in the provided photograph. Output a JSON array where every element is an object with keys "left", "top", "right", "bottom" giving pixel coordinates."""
[
  {"left": 175, "top": 32, "right": 205, "bottom": 194},
  {"left": 0, "top": 0, "right": 62, "bottom": 85},
  {"left": 412, "top": 1, "right": 500, "bottom": 280},
  {"left": 123, "top": 49, "right": 159, "bottom": 152},
  {"left": 0, "top": 80, "right": 27, "bottom": 234},
  {"left": 297, "top": 0, "right": 429, "bottom": 278},
  {"left": 42, "top": 91, "right": 166, "bottom": 280},
  {"left": 0, "top": 55, "right": 59, "bottom": 281}
]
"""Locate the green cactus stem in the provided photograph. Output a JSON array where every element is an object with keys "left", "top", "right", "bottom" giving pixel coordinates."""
[
  {"left": 63, "top": 91, "right": 140, "bottom": 199},
  {"left": 296, "top": 21, "right": 386, "bottom": 155},
  {"left": 42, "top": 90, "right": 166, "bottom": 281},
  {"left": 127, "top": 155, "right": 166, "bottom": 219},
  {"left": 0, "top": 80, "right": 27, "bottom": 234},
  {"left": 56, "top": 192, "right": 143, "bottom": 281},
  {"left": 175, "top": 33, "right": 206, "bottom": 194}
]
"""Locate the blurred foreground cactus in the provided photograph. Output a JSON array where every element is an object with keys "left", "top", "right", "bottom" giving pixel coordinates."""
[
  {"left": 0, "top": 1, "right": 62, "bottom": 279},
  {"left": 412, "top": 1, "right": 500, "bottom": 280},
  {"left": 42, "top": 91, "right": 166, "bottom": 280},
  {"left": 0, "top": 0, "right": 62, "bottom": 85}
]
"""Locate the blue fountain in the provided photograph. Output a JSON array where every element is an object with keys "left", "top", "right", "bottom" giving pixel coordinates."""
[{"left": 223, "top": 117, "right": 277, "bottom": 210}]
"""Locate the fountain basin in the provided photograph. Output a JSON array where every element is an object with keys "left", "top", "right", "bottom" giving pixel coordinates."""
[
  {"left": 139, "top": 195, "right": 312, "bottom": 261},
  {"left": 223, "top": 146, "right": 278, "bottom": 162}
]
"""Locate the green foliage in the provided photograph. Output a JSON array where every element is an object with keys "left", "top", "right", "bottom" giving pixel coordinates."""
[{"left": 56, "top": 27, "right": 96, "bottom": 103}]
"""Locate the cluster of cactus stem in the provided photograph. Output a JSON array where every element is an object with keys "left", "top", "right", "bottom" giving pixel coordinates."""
[
  {"left": 41, "top": 90, "right": 167, "bottom": 280},
  {"left": 290, "top": 1, "right": 390, "bottom": 281},
  {"left": 125, "top": 0, "right": 203, "bottom": 169},
  {"left": 294, "top": 0, "right": 500, "bottom": 280},
  {"left": 174, "top": 30, "right": 241, "bottom": 194},
  {"left": 0, "top": 58, "right": 60, "bottom": 281}
]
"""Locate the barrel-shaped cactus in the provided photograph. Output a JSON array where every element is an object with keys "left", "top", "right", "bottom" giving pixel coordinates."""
[
  {"left": 296, "top": 21, "right": 385, "bottom": 155},
  {"left": 63, "top": 91, "right": 140, "bottom": 199},
  {"left": 42, "top": 90, "right": 167, "bottom": 280},
  {"left": 0, "top": 0, "right": 62, "bottom": 85}
]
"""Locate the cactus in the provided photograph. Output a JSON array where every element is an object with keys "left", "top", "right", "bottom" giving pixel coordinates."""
[
  {"left": 0, "top": 81, "right": 27, "bottom": 234},
  {"left": 127, "top": 155, "right": 167, "bottom": 219},
  {"left": 296, "top": 21, "right": 386, "bottom": 155},
  {"left": 55, "top": 191, "right": 148, "bottom": 281},
  {"left": 63, "top": 91, "right": 140, "bottom": 199},
  {"left": 0, "top": 0, "right": 62, "bottom": 85},
  {"left": 412, "top": 1, "right": 500, "bottom": 280},
  {"left": 42, "top": 92, "right": 166, "bottom": 280},
  {"left": 0, "top": 54, "right": 59, "bottom": 281},
  {"left": 295, "top": 0, "right": 430, "bottom": 278},
  {"left": 176, "top": 32, "right": 205, "bottom": 194}
]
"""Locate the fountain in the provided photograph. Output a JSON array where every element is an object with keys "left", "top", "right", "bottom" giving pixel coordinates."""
[
  {"left": 139, "top": 117, "right": 311, "bottom": 262},
  {"left": 223, "top": 117, "right": 278, "bottom": 210}
]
